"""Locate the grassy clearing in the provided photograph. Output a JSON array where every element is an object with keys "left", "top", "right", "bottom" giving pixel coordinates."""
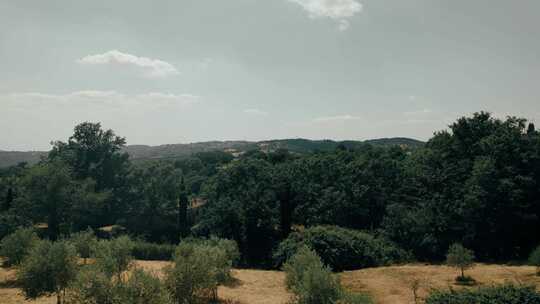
[{"left": 1, "top": 261, "right": 539, "bottom": 304}]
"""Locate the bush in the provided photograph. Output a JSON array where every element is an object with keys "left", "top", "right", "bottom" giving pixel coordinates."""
[
  {"left": 426, "top": 284, "right": 540, "bottom": 304},
  {"left": 283, "top": 246, "right": 344, "bottom": 304},
  {"left": 67, "top": 266, "right": 119, "bottom": 304},
  {"left": 446, "top": 243, "right": 475, "bottom": 280},
  {"left": 67, "top": 266, "right": 170, "bottom": 304},
  {"left": 274, "top": 226, "right": 408, "bottom": 271},
  {"left": 132, "top": 240, "right": 175, "bottom": 260},
  {"left": 18, "top": 240, "right": 79, "bottom": 304},
  {"left": 69, "top": 228, "right": 98, "bottom": 264},
  {"left": 121, "top": 268, "right": 171, "bottom": 304},
  {"left": 93, "top": 236, "right": 134, "bottom": 281},
  {"left": 529, "top": 245, "right": 540, "bottom": 276},
  {"left": 184, "top": 236, "right": 241, "bottom": 266},
  {"left": 0, "top": 227, "right": 39, "bottom": 266},
  {"left": 164, "top": 242, "right": 233, "bottom": 303}
]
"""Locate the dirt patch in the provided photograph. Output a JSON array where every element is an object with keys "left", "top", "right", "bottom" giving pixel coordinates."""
[{"left": 341, "top": 263, "right": 540, "bottom": 304}]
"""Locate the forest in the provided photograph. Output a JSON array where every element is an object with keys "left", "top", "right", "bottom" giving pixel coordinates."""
[{"left": 1, "top": 111, "right": 540, "bottom": 304}]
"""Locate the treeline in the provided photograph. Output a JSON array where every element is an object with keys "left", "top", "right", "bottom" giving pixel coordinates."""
[{"left": 1, "top": 112, "right": 540, "bottom": 267}]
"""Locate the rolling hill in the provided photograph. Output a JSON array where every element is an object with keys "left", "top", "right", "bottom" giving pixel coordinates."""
[{"left": 0, "top": 137, "right": 424, "bottom": 168}]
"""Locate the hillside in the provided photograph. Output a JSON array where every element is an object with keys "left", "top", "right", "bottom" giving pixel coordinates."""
[{"left": 0, "top": 137, "right": 424, "bottom": 167}]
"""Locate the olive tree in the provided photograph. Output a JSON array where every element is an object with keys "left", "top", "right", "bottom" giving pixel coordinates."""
[
  {"left": 529, "top": 245, "right": 540, "bottom": 276},
  {"left": 0, "top": 227, "right": 39, "bottom": 266},
  {"left": 164, "top": 242, "right": 232, "bottom": 304},
  {"left": 446, "top": 243, "right": 475, "bottom": 279},
  {"left": 69, "top": 228, "right": 98, "bottom": 265},
  {"left": 283, "top": 246, "right": 342, "bottom": 304},
  {"left": 93, "top": 236, "right": 134, "bottom": 282},
  {"left": 18, "top": 240, "right": 78, "bottom": 304}
]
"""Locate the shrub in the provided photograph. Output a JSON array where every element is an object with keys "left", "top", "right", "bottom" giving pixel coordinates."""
[
  {"left": 67, "top": 266, "right": 119, "bottom": 304},
  {"left": 0, "top": 227, "right": 39, "bottom": 266},
  {"left": 284, "top": 246, "right": 343, "bottom": 304},
  {"left": 446, "top": 243, "right": 475, "bottom": 280},
  {"left": 69, "top": 228, "right": 98, "bottom": 264},
  {"left": 132, "top": 240, "right": 175, "bottom": 260},
  {"left": 425, "top": 284, "right": 540, "bottom": 304},
  {"left": 184, "top": 236, "right": 241, "bottom": 266},
  {"left": 529, "top": 245, "right": 540, "bottom": 276},
  {"left": 164, "top": 242, "right": 233, "bottom": 303},
  {"left": 67, "top": 266, "right": 170, "bottom": 304},
  {"left": 93, "top": 236, "right": 134, "bottom": 281},
  {"left": 18, "top": 240, "right": 79, "bottom": 304},
  {"left": 274, "top": 225, "right": 408, "bottom": 271},
  {"left": 121, "top": 268, "right": 171, "bottom": 304}
]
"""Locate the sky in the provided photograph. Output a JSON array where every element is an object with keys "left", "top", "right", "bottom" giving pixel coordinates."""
[{"left": 1, "top": 0, "right": 539, "bottom": 151}]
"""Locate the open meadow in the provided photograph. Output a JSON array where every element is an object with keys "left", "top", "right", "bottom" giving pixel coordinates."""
[{"left": 1, "top": 261, "right": 539, "bottom": 304}]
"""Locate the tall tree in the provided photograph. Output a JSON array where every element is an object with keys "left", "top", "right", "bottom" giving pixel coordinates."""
[{"left": 178, "top": 176, "right": 189, "bottom": 239}]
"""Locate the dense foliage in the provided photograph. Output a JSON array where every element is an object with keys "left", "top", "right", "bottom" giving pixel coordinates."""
[
  {"left": 274, "top": 226, "right": 408, "bottom": 271},
  {"left": 425, "top": 284, "right": 540, "bottom": 304},
  {"left": 1, "top": 112, "right": 539, "bottom": 267}
]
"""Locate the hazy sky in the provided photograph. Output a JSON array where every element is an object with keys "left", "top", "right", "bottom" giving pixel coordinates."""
[{"left": 1, "top": 0, "right": 539, "bottom": 150}]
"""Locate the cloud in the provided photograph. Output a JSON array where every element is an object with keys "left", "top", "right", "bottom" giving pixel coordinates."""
[
  {"left": 243, "top": 109, "right": 268, "bottom": 116},
  {"left": 313, "top": 114, "right": 362, "bottom": 122},
  {"left": 287, "top": 0, "right": 363, "bottom": 31},
  {"left": 2, "top": 91, "right": 199, "bottom": 109},
  {"left": 77, "top": 50, "right": 180, "bottom": 78},
  {"left": 404, "top": 109, "right": 433, "bottom": 116}
]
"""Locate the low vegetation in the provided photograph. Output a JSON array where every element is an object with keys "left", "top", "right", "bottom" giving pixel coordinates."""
[
  {"left": 284, "top": 246, "right": 371, "bottom": 304},
  {"left": 425, "top": 284, "right": 540, "bottom": 304},
  {"left": 0, "top": 227, "right": 38, "bottom": 266},
  {"left": 530, "top": 245, "right": 540, "bottom": 276}
]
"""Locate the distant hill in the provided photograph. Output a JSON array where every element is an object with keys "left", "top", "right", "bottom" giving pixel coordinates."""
[
  {"left": 0, "top": 151, "right": 48, "bottom": 168},
  {"left": 0, "top": 137, "right": 424, "bottom": 168}
]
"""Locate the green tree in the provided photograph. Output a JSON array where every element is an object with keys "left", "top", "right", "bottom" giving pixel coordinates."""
[
  {"left": 283, "top": 246, "right": 342, "bottom": 304},
  {"left": 69, "top": 228, "right": 98, "bottom": 265},
  {"left": 446, "top": 243, "right": 475, "bottom": 279},
  {"left": 18, "top": 240, "right": 78, "bottom": 304},
  {"left": 49, "top": 122, "right": 130, "bottom": 226},
  {"left": 122, "top": 268, "right": 171, "bottom": 304},
  {"left": 0, "top": 227, "right": 39, "bottom": 266},
  {"left": 164, "top": 243, "right": 232, "bottom": 304},
  {"left": 16, "top": 160, "right": 106, "bottom": 240},
  {"left": 93, "top": 236, "right": 134, "bottom": 282},
  {"left": 178, "top": 176, "right": 189, "bottom": 239},
  {"left": 529, "top": 246, "right": 540, "bottom": 276}
]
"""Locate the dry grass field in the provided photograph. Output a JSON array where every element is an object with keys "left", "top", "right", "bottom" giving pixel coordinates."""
[{"left": 1, "top": 261, "right": 539, "bottom": 304}]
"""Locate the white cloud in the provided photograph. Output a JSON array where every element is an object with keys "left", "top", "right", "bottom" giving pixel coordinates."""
[
  {"left": 2, "top": 91, "right": 199, "bottom": 109},
  {"left": 77, "top": 50, "right": 180, "bottom": 78},
  {"left": 243, "top": 109, "right": 268, "bottom": 116},
  {"left": 287, "top": 0, "right": 363, "bottom": 31},
  {"left": 313, "top": 114, "right": 362, "bottom": 122},
  {"left": 404, "top": 109, "right": 433, "bottom": 116}
]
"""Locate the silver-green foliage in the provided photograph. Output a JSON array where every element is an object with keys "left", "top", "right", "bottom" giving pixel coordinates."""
[
  {"left": 446, "top": 243, "right": 475, "bottom": 278},
  {"left": 0, "top": 227, "right": 39, "bottom": 266},
  {"left": 69, "top": 228, "right": 98, "bottom": 264},
  {"left": 93, "top": 236, "right": 134, "bottom": 280},
  {"left": 164, "top": 242, "right": 233, "bottom": 304},
  {"left": 18, "top": 240, "right": 79, "bottom": 304},
  {"left": 529, "top": 245, "right": 540, "bottom": 275},
  {"left": 283, "top": 246, "right": 342, "bottom": 304}
]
